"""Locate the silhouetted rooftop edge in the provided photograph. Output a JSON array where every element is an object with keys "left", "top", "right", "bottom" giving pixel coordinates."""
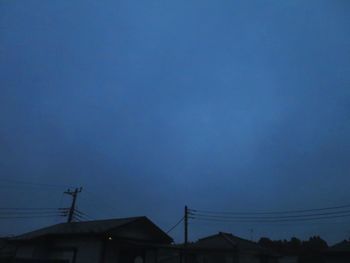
[
  {"left": 190, "top": 231, "right": 274, "bottom": 255},
  {"left": 13, "top": 216, "right": 173, "bottom": 243}
]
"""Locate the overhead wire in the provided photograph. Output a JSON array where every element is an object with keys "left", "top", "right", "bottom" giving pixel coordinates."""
[
  {"left": 189, "top": 205, "right": 350, "bottom": 224},
  {"left": 192, "top": 209, "right": 350, "bottom": 220},
  {"left": 0, "top": 214, "right": 64, "bottom": 219},
  {"left": 0, "top": 211, "right": 62, "bottom": 216},
  {"left": 192, "top": 214, "right": 350, "bottom": 223},
  {"left": 0, "top": 207, "right": 65, "bottom": 217},
  {"left": 0, "top": 180, "right": 102, "bottom": 222},
  {"left": 189, "top": 203, "right": 350, "bottom": 215},
  {"left": 0, "top": 207, "right": 61, "bottom": 210},
  {"left": 166, "top": 217, "right": 184, "bottom": 234},
  {"left": 0, "top": 180, "right": 120, "bottom": 220},
  {"left": 74, "top": 209, "right": 94, "bottom": 221}
]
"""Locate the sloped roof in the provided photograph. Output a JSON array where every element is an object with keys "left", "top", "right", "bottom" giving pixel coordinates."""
[
  {"left": 14, "top": 216, "right": 173, "bottom": 243},
  {"left": 190, "top": 232, "right": 267, "bottom": 254},
  {"left": 329, "top": 240, "right": 350, "bottom": 252}
]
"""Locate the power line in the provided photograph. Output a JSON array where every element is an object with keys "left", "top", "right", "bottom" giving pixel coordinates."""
[
  {"left": 0, "top": 185, "right": 106, "bottom": 222},
  {"left": 58, "top": 207, "right": 93, "bottom": 222},
  {"left": 191, "top": 213, "right": 350, "bottom": 223},
  {"left": 74, "top": 209, "right": 94, "bottom": 221},
  {"left": 0, "top": 207, "right": 60, "bottom": 210},
  {"left": 192, "top": 209, "right": 350, "bottom": 220},
  {"left": 72, "top": 213, "right": 85, "bottom": 221},
  {"left": 0, "top": 184, "right": 118, "bottom": 221},
  {"left": 167, "top": 216, "right": 184, "bottom": 234},
  {"left": 0, "top": 208, "right": 63, "bottom": 217},
  {"left": 74, "top": 209, "right": 87, "bottom": 216},
  {"left": 72, "top": 216, "right": 83, "bottom": 222},
  {"left": 0, "top": 214, "right": 63, "bottom": 220},
  {"left": 190, "top": 203, "right": 350, "bottom": 215},
  {"left": 0, "top": 211, "right": 62, "bottom": 215},
  {"left": 188, "top": 204, "right": 350, "bottom": 225}
]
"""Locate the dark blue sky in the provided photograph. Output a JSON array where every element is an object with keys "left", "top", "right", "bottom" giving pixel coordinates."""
[{"left": 1, "top": 0, "right": 350, "bottom": 244}]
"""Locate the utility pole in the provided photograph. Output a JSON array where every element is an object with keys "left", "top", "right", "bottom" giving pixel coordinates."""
[
  {"left": 184, "top": 205, "right": 188, "bottom": 246},
  {"left": 183, "top": 205, "right": 188, "bottom": 263},
  {"left": 64, "top": 187, "right": 82, "bottom": 223}
]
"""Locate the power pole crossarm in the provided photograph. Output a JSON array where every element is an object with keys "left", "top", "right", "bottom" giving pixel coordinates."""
[{"left": 64, "top": 187, "right": 83, "bottom": 223}]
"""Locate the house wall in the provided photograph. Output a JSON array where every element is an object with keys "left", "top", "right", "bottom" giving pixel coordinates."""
[
  {"left": 16, "top": 242, "right": 53, "bottom": 259},
  {"left": 103, "top": 242, "right": 119, "bottom": 263},
  {"left": 324, "top": 257, "right": 350, "bottom": 263},
  {"left": 238, "top": 253, "right": 260, "bottom": 263},
  {"left": 102, "top": 241, "right": 161, "bottom": 263},
  {"left": 51, "top": 237, "right": 102, "bottom": 263},
  {"left": 156, "top": 250, "right": 262, "bottom": 263},
  {"left": 16, "top": 238, "right": 166, "bottom": 263},
  {"left": 186, "top": 252, "right": 236, "bottom": 263},
  {"left": 15, "top": 237, "right": 102, "bottom": 263},
  {"left": 16, "top": 244, "right": 37, "bottom": 259},
  {"left": 145, "top": 249, "right": 157, "bottom": 263},
  {"left": 49, "top": 250, "right": 75, "bottom": 262},
  {"left": 156, "top": 248, "right": 181, "bottom": 263},
  {"left": 278, "top": 256, "right": 298, "bottom": 263}
]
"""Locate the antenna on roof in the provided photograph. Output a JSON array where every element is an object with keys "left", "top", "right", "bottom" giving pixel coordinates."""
[{"left": 250, "top": 228, "right": 254, "bottom": 241}]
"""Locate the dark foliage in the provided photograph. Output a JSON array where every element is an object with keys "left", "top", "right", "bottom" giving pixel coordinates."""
[{"left": 258, "top": 236, "right": 328, "bottom": 255}]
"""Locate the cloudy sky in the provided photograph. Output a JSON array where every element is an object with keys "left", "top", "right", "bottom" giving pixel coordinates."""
[{"left": 1, "top": 0, "right": 350, "bottom": 244}]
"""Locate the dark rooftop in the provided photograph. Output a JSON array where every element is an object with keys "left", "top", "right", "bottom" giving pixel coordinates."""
[
  {"left": 14, "top": 216, "right": 172, "bottom": 243},
  {"left": 190, "top": 232, "right": 268, "bottom": 254},
  {"left": 328, "top": 240, "right": 350, "bottom": 252}
]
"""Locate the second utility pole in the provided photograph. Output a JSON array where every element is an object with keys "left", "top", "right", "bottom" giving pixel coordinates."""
[
  {"left": 184, "top": 205, "right": 188, "bottom": 246},
  {"left": 184, "top": 205, "right": 189, "bottom": 263},
  {"left": 64, "top": 187, "right": 83, "bottom": 223}
]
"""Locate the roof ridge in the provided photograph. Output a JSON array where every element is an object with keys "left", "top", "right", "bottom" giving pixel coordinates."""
[
  {"left": 63, "top": 216, "right": 145, "bottom": 224},
  {"left": 220, "top": 232, "right": 237, "bottom": 248},
  {"left": 197, "top": 233, "right": 222, "bottom": 241},
  {"left": 225, "top": 232, "right": 259, "bottom": 245},
  {"left": 14, "top": 216, "right": 146, "bottom": 240}
]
